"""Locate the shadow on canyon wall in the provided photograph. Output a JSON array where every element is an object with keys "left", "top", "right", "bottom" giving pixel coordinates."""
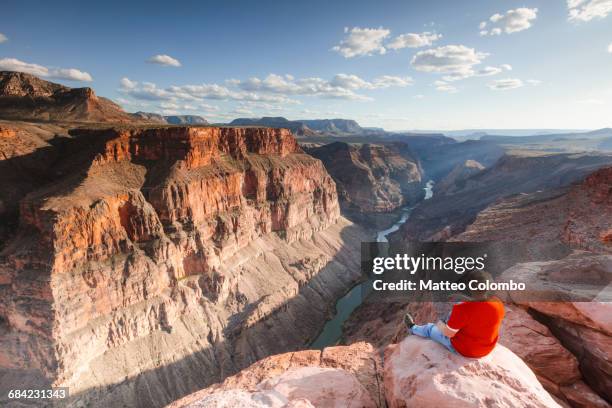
[{"left": 1, "top": 222, "right": 367, "bottom": 408}]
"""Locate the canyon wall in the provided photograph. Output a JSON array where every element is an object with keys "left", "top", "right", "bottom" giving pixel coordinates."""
[
  {"left": 396, "top": 152, "right": 612, "bottom": 241},
  {"left": 341, "top": 166, "right": 612, "bottom": 407},
  {"left": 0, "top": 126, "right": 367, "bottom": 407},
  {"left": 452, "top": 166, "right": 612, "bottom": 405},
  {"left": 306, "top": 141, "right": 423, "bottom": 228}
]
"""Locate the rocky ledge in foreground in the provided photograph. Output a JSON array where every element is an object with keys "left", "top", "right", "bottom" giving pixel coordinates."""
[
  {"left": 0, "top": 126, "right": 367, "bottom": 407},
  {"left": 169, "top": 337, "right": 561, "bottom": 408}
]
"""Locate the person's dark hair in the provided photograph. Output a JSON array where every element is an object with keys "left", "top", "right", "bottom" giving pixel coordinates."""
[{"left": 461, "top": 270, "right": 494, "bottom": 300}]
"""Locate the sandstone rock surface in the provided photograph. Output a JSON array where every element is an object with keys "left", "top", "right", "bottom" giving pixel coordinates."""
[
  {"left": 499, "top": 257, "right": 612, "bottom": 404},
  {"left": 179, "top": 367, "right": 375, "bottom": 408},
  {"left": 0, "top": 71, "right": 135, "bottom": 123},
  {"left": 173, "top": 336, "right": 565, "bottom": 408},
  {"left": 499, "top": 305, "right": 610, "bottom": 408},
  {"left": 384, "top": 336, "right": 561, "bottom": 408},
  {"left": 168, "top": 341, "right": 383, "bottom": 408}
]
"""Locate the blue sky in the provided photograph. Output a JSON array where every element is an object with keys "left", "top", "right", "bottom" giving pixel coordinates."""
[{"left": 2, "top": 0, "right": 612, "bottom": 130}]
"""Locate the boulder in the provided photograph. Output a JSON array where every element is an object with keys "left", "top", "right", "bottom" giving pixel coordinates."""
[
  {"left": 498, "top": 254, "right": 612, "bottom": 403},
  {"left": 499, "top": 305, "right": 609, "bottom": 407},
  {"left": 182, "top": 368, "right": 375, "bottom": 408},
  {"left": 168, "top": 342, "right": 384, "bottom": 407},
  {"left": 384, "top": 336, "right": 561, "bottom": 408}
]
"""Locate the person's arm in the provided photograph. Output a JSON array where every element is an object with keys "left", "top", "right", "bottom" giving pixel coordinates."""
[
  {"left": 436, "top": 321, "right": 459, "bottom": 337},
  {"left": 443, "top": 302, "right": 468, "bottom": 338}
]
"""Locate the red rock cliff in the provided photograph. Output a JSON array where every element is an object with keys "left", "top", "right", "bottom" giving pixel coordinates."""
[{"left": 0, "top": 126, "right": 365, "bottom": 407}]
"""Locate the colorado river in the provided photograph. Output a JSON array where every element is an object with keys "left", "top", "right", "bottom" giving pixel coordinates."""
[{"left": 311, "top": 180, "right": 434, "bottom": 348}]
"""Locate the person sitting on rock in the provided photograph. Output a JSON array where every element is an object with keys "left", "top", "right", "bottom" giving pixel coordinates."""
[{"left": 404, "top": 270, "right": 505, "bottom": 358}]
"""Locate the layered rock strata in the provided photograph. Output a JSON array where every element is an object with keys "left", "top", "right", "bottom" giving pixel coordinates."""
[
  {"left": 0, "top": 126, "right": 366, "bottom": 407},
  {"left": 398, "top": 152, "right": 612, "bottom": 241},
  {"left": 0, "top": 71, "right": 135, "bottom": 123},
  {"left": 306, "top": 141, "right": 423, "bottom": 228}
]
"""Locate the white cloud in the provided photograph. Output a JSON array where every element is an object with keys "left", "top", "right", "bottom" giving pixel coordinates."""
[
  {"left": 0, "top": 57, "right": 92, "bottom": 81},
  {"left": 434, "top": 80, "right": 458, "bottom": 93},
  {"left": 238, "top": 74, "right": 302, "bottom": 94},
  {"left": 124, "top": 81, "right": 174, "bottom": 100},
  {"left": 487, "top": 78, "right": 524, "bottom": 90},
  {"left": 0, "top": 33, "right": 7, "bottom": 43},
  {"left": 329, "top": 73, "right": 413, "bottom": 89},
  {"left": 436, "top": 85, "right": 458, "bottom": 93},
  {"left": 236, "top": 73, "right": 411, "bottom": 100},
  {"left": 413, "top": 94, "right": 425, "bottom": 99},
  {"left": 480, "top": 8, "right": 538, "bottom": 35},
  {"left": 231, "top": 107, "right": 255, "bottom": 115},
  {"left": 0, "top": 58, "right": 48, "bottom": 77},
  {"left": 332, "top": 27, "right": 390, "bottom": 58},
  {"left": 387, "top": 32, "right": 441, "bottom": 50},
  {"left": 120, "top": 77, "right": 137, "bottom": 89},
  {"left": 477, "top": 66, "right": 502, "bottom": 76},
  {"left": 238, "top": 101, "right": 285, "bottom": 112},
  {"left": 608, "top": 42, "right": 612, "bottom": 52},
  {"left": 411, "top": 45, "right": 488, "bottom": 80},
  {"left": 238, "top": 74, "right": 369, "bottom": 100},
  {"left": 442, "top": 63, "right": 510, "bottom": 82},
  {"left": 372, "top": 75, "right": 414, "bottom": 88},
  {"left": 200, "top": 103, "right": 219, "bottom": 112},
  {"left": 567, "top": 0, "right": 612, "bottom": 21},
  {"left": 50, "top": 68, "right": 93, "bottom": 82},
  {"left": 160, "top": 101, "right": 180, "bottom": 110},
  {"left": 146, "top": 54, "right": 182, "bottom": 67},
  {"left": 330, "top": 73, "right": 374, "bottom": 90},
  {"left": 119, "top": 72, "right": 412, "bottom": 110},
  {"left": 526, "top": 79, "right": 542, "bottom": 86}
]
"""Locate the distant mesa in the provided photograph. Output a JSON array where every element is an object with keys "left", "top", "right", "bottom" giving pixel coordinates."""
[
  {"left": 164, "top": 115, "right": 208, "bottom": 125},
  {"left": 300, "top": 118, "right": 362, "bottom": 133},
  {"left": 228, "top": 116, "right": 383, "bottom": 137},
  {"left": 479, "top": 128, "right": 612, "bottom": 152},
  {"left": 0, "top": 71, "right": 213, "bottom": 126},
  {"left": 130, "top": 111, "right": 166, "bottom": 123},
  {"left": 0, "top": 71, "right": 134, "bottom": 123},
  {"left": 229, "top": 116, "right": 316, "bottom": 136},
  {"left": 131, "top": 111, "right": 209, "bottom": 125}
]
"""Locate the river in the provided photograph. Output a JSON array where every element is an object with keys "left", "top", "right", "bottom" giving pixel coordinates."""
[{"left": 310, "top": 180, "right": 434, "bottom": 349}]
